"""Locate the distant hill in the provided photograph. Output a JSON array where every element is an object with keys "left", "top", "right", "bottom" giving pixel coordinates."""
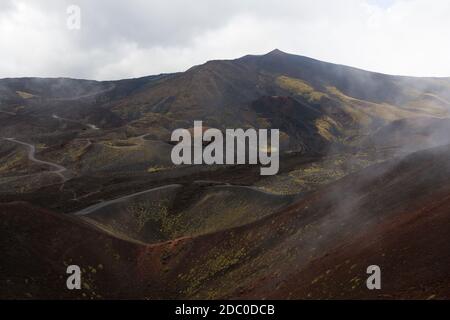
[{"left": 1, "top": 49, "right": 449, "bottom": 156}]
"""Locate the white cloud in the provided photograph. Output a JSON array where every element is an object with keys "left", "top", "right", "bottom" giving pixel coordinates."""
[{"left": 0, "top": 0, "right": 449, "bottom": 80}]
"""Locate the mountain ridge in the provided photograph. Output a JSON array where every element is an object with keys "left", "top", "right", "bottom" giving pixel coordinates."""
[{"left": 1, "top": 49, "right": 450, "bottom": 300}]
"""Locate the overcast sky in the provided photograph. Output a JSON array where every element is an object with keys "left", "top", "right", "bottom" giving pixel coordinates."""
[{"left": 1, "top": 0, "right": 449, "bottom": 80}]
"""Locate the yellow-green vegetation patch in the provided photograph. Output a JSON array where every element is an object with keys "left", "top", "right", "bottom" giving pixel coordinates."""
[
  {"left": 255, "top": 152, "right": 386, "bottom": 194},
  {"left": 256, "top": 117, "right": 271, "bottom": 128},
  {"left": 174, "top": 186, "right": 292, "bottom": 238},
  {"left": 181, "top": 246, "right": 247, "bottom": 297},
  {"left": 147, "top": 165, "right": 172, "bottom": 173},
  {"left": 325, "top": 86, "right": 349, "bottom": 100},
  {"left": 276, "top": 76, "right": 326, "bottom": 102},
  {"left": 15, "top": 91, "right": 35, "bottom": 99},
  {"left": 276, "top": 76, "right": 314, "bottom": 93},
  {"left": 0, "top": 152, "right": 24, "bottom": 174},
  {"left": 102, "top": 140, "right": 139, "bottom": 149},
  {"left": 315, "top": 116, "right": 341, "bottom": 142},
  {"left": 325, "top": 86, "right": 428, "bottom": 126},
  {"left": 126, "top": 199, "right": 178, "bottom": 235}
]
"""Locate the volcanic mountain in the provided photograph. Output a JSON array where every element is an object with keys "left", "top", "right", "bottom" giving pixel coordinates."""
[
  {"left": 1, "top": 49, "right": 449, "bottom": 156},
  {"left": 0, "top": 50, "right": 449, "bottom": 299}
]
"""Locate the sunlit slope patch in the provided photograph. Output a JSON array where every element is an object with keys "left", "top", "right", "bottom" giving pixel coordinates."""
[
  {"left": 275, "top": 74, "right": 450, "bottom": 147},
  {"left": 15, "top": 91, "right": 36, "bottom": 99},
  {"left": 276, "top": 76, "right": 326, "bottom": 103}
]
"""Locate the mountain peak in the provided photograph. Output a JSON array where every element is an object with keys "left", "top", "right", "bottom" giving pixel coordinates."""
[{"left": 266, "top": 48, "right": 287, "bottom": 56}]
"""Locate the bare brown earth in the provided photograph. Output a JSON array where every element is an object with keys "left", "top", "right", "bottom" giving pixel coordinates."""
[
  {"left": 1, "top": 50, "right": 449, "bottom": 300},
  {"left": 1, "top": 145, "right": 449, "bottom": 299}
]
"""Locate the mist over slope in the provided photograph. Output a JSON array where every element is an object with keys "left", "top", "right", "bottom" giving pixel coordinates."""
[
  {"left": 1, "top": 144, "right": 449, "bottom": 299},
  {"left": 1, "top": 50, "right": 449, "bottom": 299},
  {"left": 1, "top": 49, "right": 449, "bottom": 153}
]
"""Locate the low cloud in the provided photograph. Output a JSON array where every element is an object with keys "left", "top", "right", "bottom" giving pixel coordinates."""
[{"left": 1, "top": 0, "right": 450, "bottom": 80}]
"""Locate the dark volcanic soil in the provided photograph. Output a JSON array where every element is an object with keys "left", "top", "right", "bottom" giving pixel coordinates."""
[
  {"left": 1, "top": 50, "right": 450, "bottom": 300},
  {"left": 1, "top": 145, "right": 449, "bottom": 299}
]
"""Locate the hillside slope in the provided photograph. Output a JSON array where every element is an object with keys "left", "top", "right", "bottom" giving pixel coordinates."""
[
  {"left": 1, "top": 145, "right": 449, "bottom": 299},
  {"left": 1, "top": 50, "right": 449, "bottom": 161}
]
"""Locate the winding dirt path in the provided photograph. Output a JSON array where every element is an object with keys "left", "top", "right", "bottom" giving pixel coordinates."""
[
  {"left": 3, "top": 138, "right": 68, "bottom": 182},
  {"left": 73, "top": 184, "right": 182, "bottom": 216}
]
